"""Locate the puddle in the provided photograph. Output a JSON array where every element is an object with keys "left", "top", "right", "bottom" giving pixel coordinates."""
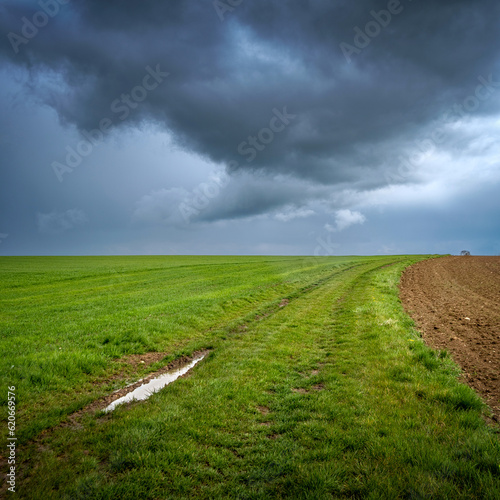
[{"left": 104, "top": 353, "right": 206, "bottom": 412}]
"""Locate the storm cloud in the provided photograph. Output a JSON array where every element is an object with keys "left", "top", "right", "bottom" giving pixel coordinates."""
[{"left": 0, "top": 0, "right": 499, "bottom": 255}]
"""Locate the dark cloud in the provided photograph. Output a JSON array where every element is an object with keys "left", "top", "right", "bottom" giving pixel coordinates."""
[{"left": 1, "top": 0, "right": 499, "bottom": 187}]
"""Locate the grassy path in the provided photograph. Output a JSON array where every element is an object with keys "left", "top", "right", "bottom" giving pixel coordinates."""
[
  {"left": 4, "top": 256, "right": 499, "bottom": 498},
  {"left": 1, "top": 256, "right": 372, "bottom": 442}
]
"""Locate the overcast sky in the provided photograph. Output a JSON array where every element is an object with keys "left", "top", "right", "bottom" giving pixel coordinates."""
[{"left": 1, "top": 0, "right": 499, "bottom": 256}]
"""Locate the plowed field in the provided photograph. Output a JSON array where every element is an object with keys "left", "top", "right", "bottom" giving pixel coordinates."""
[{"left": 400, "top": 256, "right": 500, "bottom": 421}]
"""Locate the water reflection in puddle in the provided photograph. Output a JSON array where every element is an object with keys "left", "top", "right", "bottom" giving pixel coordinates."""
[{"left": 105, "top": 354, "right": 206, "bottom": 412}]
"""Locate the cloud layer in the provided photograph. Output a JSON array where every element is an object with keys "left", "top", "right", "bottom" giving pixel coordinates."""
[
  {"left": 0, "top": 1, "right": 499, "bottom": 255},
  {"left": 2, "top": 0, "right": 499, "bottom": 189}
]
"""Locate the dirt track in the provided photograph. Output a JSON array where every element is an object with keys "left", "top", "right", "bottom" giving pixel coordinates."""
[{"left": 400, "top": 256, "right": 500, "bottom": 422}]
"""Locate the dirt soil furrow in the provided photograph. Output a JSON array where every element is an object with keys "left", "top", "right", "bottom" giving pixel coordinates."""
[{"left": 400, "top": 256, "right": 500, "bottom": 421}]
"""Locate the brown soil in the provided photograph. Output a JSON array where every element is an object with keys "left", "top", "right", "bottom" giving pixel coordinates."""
[
  {"left": 400, "top": 256, "right": 500, "bottom": 421},
  {"left": 257, "top": 406, "right": 270, "bottom": 415}
]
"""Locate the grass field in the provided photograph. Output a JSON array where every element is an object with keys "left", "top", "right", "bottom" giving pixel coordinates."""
[{"left": 1, "top": 255, "right": 499, "bottom": 498}]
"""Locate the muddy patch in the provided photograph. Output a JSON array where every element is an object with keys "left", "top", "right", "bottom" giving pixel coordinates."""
[
  {"left": 311, "top": 383, "right": 325, "bottom": 391},
  {"left": 62, "top": 350, "right": 210, "bottom": 419},
  {"left": 104, "top": 353, "right": 207, "bottom": 412},
  {"left": 292, "top": 384, "right": 325, "bottom": 394},
  {"left": 300, "top": 367, "right": 322, "bottom": 378},
  {"left": 122, "top": 351, "right": 169, "bottom": 368},
  {"left": 292, "top": 388, "right": 309, "bottom": 394},
  {"left": 257, "top": 405, "right": 270, "bottom": 415}
]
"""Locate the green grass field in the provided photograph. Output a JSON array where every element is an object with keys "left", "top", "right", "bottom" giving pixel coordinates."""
[{"left": 1, "top": 255, "right": 499, "bottom": 499}]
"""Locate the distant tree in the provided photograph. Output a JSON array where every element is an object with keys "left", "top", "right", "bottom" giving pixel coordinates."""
[{"left": 460, "top": 250, "right": 471, "bottom": 256}]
